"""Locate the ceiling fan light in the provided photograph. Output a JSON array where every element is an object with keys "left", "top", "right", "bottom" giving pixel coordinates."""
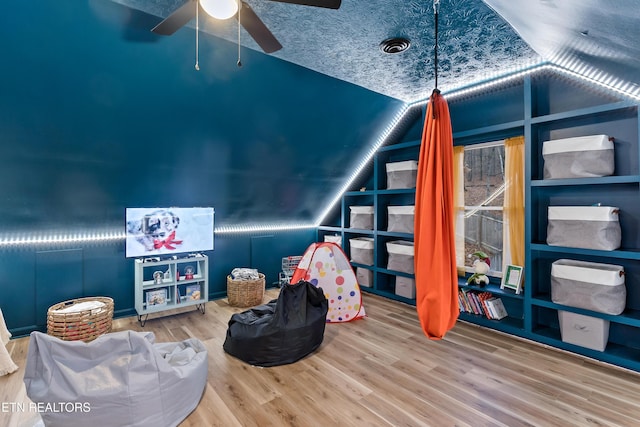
[{"left": 200, "top": 0, "right": 238, "bottom": 20}]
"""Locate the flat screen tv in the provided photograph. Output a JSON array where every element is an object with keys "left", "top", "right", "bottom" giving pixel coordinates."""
[{"left": 125, "top": 207, "right": 214, "bottom": 258}]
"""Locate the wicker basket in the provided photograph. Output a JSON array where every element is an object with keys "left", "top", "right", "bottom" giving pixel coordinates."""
[
  {"left": 47, "top": 296, "right": 114, "bottom": 342},
  {"left": 227, "top": 273, "right": 265, "bottom": 307}
]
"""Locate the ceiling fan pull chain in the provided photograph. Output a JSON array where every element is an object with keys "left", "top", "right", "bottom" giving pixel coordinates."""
[
  {"left": 195, "top": 0, "right": 200, "bottom": 71},
  {"left": 237, "top": 4, "right": 242, "bottom": 67}
]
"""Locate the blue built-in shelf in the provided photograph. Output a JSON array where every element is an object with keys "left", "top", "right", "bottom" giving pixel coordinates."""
[
  {"left": 453, "top": 120, "right": 525, "bottom": 140},
  {"left": 319, "top": 128, "right": 421, "bottom": 305},
  {"left": 459, "top": 311, "right": 524, "bottom": 334},
  {"left": 529, "top": 100, "right": 638, "bottom": 125},
  {"left": 378, "top": 140, "right": 421, "bottom": 152},
  {"left": 458, "top": 279, "right": 524, "bottom": 301},
  {"left": 529, "top": 243, "right": 640, "bottom": 260},
  {"left": 319, "top": 71, "right": 640, "bottom": 373},
  {"left": 531, "top": 297, "right": 640, "bottom": 327},
  {"left": 344, "top": 190, "right": 375, "bottom": 196},
  {"left": 524, "top": 76, "right": 640, "bottom": 372},
  {"left": 377, "top": 230, "right": 413, "bottom": 239},
  {"left": 531, "top": 175, "right": 640, "bottom": 187},
  {"left": 376, "top": 188, "right": 416, "bottom": 195}
]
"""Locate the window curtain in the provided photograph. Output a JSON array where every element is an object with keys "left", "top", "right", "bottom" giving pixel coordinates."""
[
  {"left": 503, "top": 136, "right": 525, "bottom": 269},
  {"left": 453, "top": 146, "right": 465, "bottom": 276}
]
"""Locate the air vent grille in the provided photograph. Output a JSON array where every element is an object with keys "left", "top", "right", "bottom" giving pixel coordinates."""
[{"left": 380, "top": 37, "right": 410, "bottom": 54}]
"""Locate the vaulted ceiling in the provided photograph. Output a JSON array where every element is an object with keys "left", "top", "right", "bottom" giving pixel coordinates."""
[{"left": 108, "top": 0, "right": 640, "bottom": 102}]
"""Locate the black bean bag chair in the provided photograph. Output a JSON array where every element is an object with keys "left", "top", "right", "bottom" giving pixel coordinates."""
[{"left": 223, "top": 280, "right": 328, "bottom": 367}]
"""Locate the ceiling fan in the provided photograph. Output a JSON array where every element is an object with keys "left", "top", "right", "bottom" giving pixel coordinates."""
[{"left": 151, "top": 0, "right": 342, "bottom": 54}]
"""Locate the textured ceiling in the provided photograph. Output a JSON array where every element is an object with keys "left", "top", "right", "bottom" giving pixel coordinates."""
[
  {"left": 106, "top": 0, "right": 540, "bottom": 102},
  {"left": 105, "top": 0, "right": 640, "bottom": 102}
]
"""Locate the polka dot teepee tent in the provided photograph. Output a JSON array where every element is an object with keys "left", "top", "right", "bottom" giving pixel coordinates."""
[{"left": 290, "top": 242, "right": 366, "bottom": 322}]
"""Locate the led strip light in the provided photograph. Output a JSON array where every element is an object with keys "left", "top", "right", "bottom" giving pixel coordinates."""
[
  {"left": 214, "top": 223, "right": 315, "bottom": 235},
  {"left": 312, "top": 104, "right": 414, "bottom": 227},
  {"left": 0, "top": 230, "right": 126, "bottom": 247},
  {"left": 440, "top": 63, "right": 640, "bottom": 103}
]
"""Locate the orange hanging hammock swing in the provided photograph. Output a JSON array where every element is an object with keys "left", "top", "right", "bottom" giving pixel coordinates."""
[{"left": 413, "top": 0, "right": 459, "bottom": 339}]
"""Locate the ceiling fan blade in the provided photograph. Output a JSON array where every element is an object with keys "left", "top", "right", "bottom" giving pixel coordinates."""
[
  {"left": 151, "top": 0, "right": 197, "bottom": 35},
  {"left": 239, "top": 2, "right": 283, "bottom": 53},
  {"left": 267, "top": 0, "right": 341, "bottom": 9}
]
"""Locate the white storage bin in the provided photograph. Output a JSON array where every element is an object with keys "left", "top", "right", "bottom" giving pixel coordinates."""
[
  {"left": 387, "top": 205, "right": 415, "bottom": 234},
  {"left": 543, "top": 134, "right": 614, "bottom": 179},
  {"left": 559, "top": 310, "right": 609, "bottom": 351},
  {"left": 349, "top": 206, "right": 374, "bottom": 230},
  {"left": 349, "top": 237, "right": 374, "bottom": 266},
  {"left": 547, "top": 206, "right": 621, "bottom": 251},
  {"left": 323, "top": 234, "right": 342, "bottom": 247},
  {"left": 386, "top": 240, "right": 414, "bottom": 274},
  {"left": 395, "top": 276, "right": 416, "bottom": 299},
  {"left": 551, "top": 259, "right": 626, "bottom": 315},
  {"left": 385, "top": 160, "right": 418, "bottom": 189},
  {"left": 356, "top": 267, "right": 373, "bottom": 287}
]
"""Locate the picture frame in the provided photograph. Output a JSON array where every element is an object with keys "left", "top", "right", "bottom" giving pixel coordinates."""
[
  {"left": 185, "top": 284, "right": 201, "bottom": 301},
  {"left": 501, "top": 264, "right": 524, "bottom": 294},
  {"left": 146, "top": 288, "right": 168, "bottom": 307}
]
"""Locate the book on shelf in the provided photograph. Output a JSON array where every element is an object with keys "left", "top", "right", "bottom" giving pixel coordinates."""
[
  {"left": 458, "top": 289, "right": 472, "bottom": 313},
  {"left": 458, "top": 289, "right": 508, "bottom": 320},
  {"left": 485, "top": 298, "right": 508, "bottom": 320},
  {"left": 146, "top": 288, "right": 167, "bottom": 307},
  {"left": 477, "top": 292, "right": 493, "bottom": 319},
  {"left": 185, "top": 284, "right": 201, "bottom": 301}
]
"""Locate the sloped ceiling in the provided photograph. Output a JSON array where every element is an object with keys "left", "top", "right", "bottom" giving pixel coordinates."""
[
  {"left": 108, "top": 0, "right": 640, "bottom": 102},
  {"left": 484, "top": 0, "right": 640, "bottom": 96}
]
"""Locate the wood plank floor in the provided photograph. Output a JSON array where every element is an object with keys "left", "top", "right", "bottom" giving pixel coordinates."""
[{"left": 3, "top": 289, "right": 640, "bottom": 427}]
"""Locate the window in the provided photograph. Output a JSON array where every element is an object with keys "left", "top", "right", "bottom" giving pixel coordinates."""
[{"left": 459, "top": 141, "right": 505, "bottom": 277}]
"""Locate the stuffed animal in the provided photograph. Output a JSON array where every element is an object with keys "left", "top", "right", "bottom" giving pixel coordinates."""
[{"left": 467, "top": 251, "right": 491, "bottom": 286}]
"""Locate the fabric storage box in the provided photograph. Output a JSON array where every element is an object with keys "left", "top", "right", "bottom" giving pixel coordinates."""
[
  {"left": 395, "top": 276, "right": 416, "bottom": 299},
  {"left": 349, "top": 237, "right": 374, "bottom": 266},
  {"left": 387, "top": 205, "right": 415, "bottom": 234},
  {"left": 323, "top": 234, "right": 342, "bottom": 246},
  {"left": 356, "top": 267, "right": 373, "bottom": 287},
  {"left": 385, "top": 160, "right": 418, "bottom": 189},
  {"left": 349, "top": 206, "right": 374, "bottom": 230},
  {"left": 543, "top": 134, "right": 614, "bottom": 179},
  {"left": 386, "top": 240, "right": 414, "bottom": 274},
  {"left": 547, "top": 206, "right": 621, "bottom": 251},
  {"left": 551, "top": 259, "right": 626, "bottom": 315},
  {"left": 558, "top": 310, "right": 609, "bottom": 351}
]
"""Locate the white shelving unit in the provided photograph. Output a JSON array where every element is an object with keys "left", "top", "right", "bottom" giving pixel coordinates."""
[{"left": 134, "top": 254, "right": 208, "bottom": 326}]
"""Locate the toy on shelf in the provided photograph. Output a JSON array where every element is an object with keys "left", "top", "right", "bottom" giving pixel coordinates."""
[{"left": 467, "top": 251, "right": 491, "bottom": 287}]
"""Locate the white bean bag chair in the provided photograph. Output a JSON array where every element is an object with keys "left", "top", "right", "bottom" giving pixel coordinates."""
[{"left": 24, "top": 330, "right": 207, "bottom": 427}]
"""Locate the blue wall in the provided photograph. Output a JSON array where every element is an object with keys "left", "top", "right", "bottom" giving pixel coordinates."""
[{"left": 0, "top": 1, "right": 404, "bottom": 335}]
